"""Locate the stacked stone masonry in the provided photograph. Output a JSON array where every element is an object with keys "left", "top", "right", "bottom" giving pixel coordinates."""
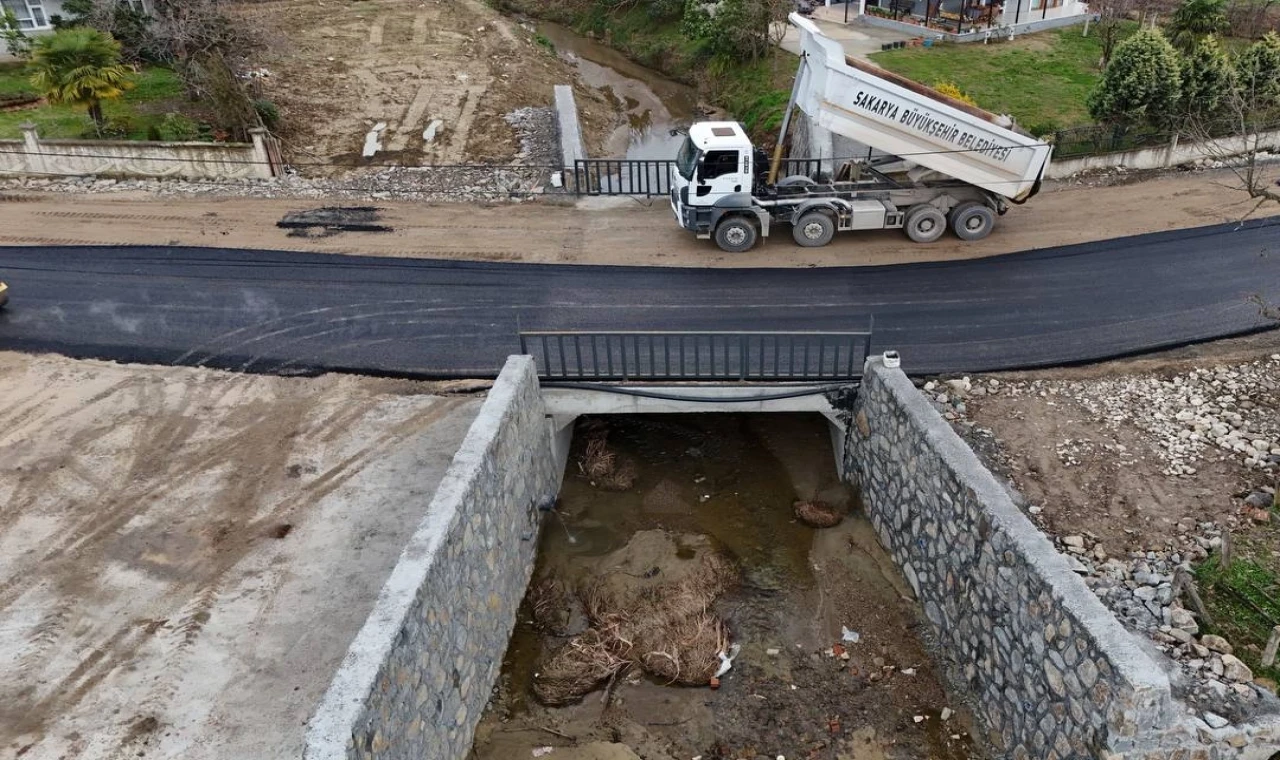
[
  {"left": 303, "top": 356, "right": 560, "bottom": 760},
  {"left": 844, "top": 358, "right": 1280, "bottom": 760}
]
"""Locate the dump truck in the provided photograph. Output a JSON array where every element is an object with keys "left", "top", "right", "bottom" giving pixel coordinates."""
[{"left": 669, "top": 14, "right": 1053, "bottom": 252}]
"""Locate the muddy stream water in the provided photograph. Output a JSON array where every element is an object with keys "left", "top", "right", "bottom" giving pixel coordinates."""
[
  {"left": 535, "top": 22, "right": 697, "bottom": 160},
  {"left": 469, "top": 414, "right": 980, "bottom": 760}
]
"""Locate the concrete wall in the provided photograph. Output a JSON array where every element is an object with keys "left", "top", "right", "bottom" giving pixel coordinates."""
[
  {"left": 553, "top": 85, "right": 585, "bottom": 167},
  {"left": 304, "top": 356, "right": 561, "bottom": 760},
  {"left": 844, "top": 357, "right": 1280, "bottom": 759},
  {"left": 1048, "top": 129, "right": 1280, "bottom": 178},
  {"left": 0, "top": 124, "right": 279, "bottom": 180}
]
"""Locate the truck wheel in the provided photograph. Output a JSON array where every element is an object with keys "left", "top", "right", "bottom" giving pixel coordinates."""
[
  {"left": 904, "top": 206, "right": 946, "bottom": 243},
  {"left": 715, "top": 216, "right": 759, "bottom": 253},
  {"left": 792, "top": 210, "right": 835, "bottom": 247},
  {"left": 950, "top": 202, "right": 995, "bottom": 241},
  {"left": 778, "top": 175, "right": 816, "bottom": 187}
]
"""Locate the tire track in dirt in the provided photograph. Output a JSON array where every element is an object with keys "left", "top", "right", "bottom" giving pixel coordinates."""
[
  {"left": 0, "top": 363, "right": 468, "bottom": 753},
  {"left": 84, "top": 396, "right": 467, "bottom": 756}
]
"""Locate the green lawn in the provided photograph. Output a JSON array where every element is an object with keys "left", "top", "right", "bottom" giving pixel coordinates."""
[
  {"left": 869, "top": 27, "right": 1132, "bottom": 135},
  {"left": 0, "top": 63, "right": 186, "bottom": 140}
]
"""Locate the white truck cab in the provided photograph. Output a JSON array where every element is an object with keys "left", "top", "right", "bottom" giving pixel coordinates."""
[{"left": 670, "top": 122, "right": 773, "bottom": 251}]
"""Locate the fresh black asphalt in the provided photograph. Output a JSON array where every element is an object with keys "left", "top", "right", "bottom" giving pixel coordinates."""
[{"left": 0, "top": 217, "right": 1277, "bottom": 378}]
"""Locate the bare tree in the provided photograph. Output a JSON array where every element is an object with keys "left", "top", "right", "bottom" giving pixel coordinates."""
[
  {"left": 1182, "top": 84, "right": 1279, "bottom": 322},
  {"left": 1183, "top": 84, "right": 1280, "bottom": 214},
  {"left": 1091, "top": 0, "right": 1138, "bottom": 67}
]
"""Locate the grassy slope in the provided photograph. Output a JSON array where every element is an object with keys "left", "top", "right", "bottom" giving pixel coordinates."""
[
  {"left": 870, "top": 27, "right": 1123, "bottom": 134},
  {"left": 0, "top": 64, "right": 185, "bottom": 140},
  {"left": 1195, "top": 511, "right": 1280, "bottom": 687}
]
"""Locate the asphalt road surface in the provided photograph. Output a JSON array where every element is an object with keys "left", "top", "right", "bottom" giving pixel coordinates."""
[{"left": 0, "top": 218, "right": 1277, "bottom": 378}]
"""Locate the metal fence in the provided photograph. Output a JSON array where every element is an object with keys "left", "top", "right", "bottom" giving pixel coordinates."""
[
  {"left": 570, "top": 159, "right": 675, "bottom": 196},
  {"left": 1050, "top": 125, "right": 1174, "bottom": 160},
  {"left": 518, "top": 330, "right": 873, "bottom": 381}
]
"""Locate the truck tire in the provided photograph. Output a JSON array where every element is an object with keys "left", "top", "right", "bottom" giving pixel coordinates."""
[
  {"left": 950, "top": 202, "right": 996, "bottom": 241},
  {"left": 715, "top": 216, "right": 759, "bottom": 252},
  {"left": 792, "top": 210, "right": 835, "bottom": 247},
  {"left": 778, "top": 175, "right": 816, "bottom": 187},
  {"left": 904, "top": 205, "right": 946, "bottom": 243}
]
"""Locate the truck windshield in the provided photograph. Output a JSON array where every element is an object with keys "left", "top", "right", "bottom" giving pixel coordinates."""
[{"left": 675, "top": 137, "right": 699, "bottom": 181}]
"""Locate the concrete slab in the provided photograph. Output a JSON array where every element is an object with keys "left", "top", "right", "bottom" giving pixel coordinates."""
[
  {"left": 779, "top": 14, "right": 914, "bottom": 60},
  {"left": 0, "top": 352, "right": 481, "bottom": 760}
]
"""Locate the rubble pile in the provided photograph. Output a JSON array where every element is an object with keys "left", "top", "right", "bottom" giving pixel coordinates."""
[
  {"left": 1053, "top": 528, "right": 1269, "bottom": 723},
  {"left": 926, "top": 355, "right": 1280, "bottom": 477},
  {"left": 1, "top": 165, "right": 556, "bottom": 201},
  {"left": 0, "top": 108, "right": 564, "bottom": 202}
]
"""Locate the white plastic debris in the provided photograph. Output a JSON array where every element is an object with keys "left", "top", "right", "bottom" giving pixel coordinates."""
[
  {"left": 715, "top": 643, "right": 741, "bottom": 677},
  {"left": 841, "top": 627, "right": 861, "bottom": 643},
  {"left": 941, "top": 707, "right": 954, "bottom": 721},
  {"left": 913, "top": 715, "right": 926, "bottom": 723},
  {"left": 901, "top": 667, "right": 917, "bottom": 676},
  {"left": 532, "top": 748, "right": 554, "bottom": 758},
  {"left": 766, "top": 648, "right": 780, "bottom": 656}
]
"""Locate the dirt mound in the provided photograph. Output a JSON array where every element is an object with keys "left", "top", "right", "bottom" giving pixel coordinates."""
[{"left": 532, "top": 531, "right": 736, "bottom": 704}]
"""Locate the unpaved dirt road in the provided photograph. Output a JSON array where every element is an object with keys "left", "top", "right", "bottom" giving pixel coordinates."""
[
  {"left": 0, "top": 351, "right": 481, "bottom": 760},
  {"left": 0, "top": 169, "right": 1268, "bottom": 266},
  {"left": 232, "top": 0, "right": 615, "bottom": 166}
]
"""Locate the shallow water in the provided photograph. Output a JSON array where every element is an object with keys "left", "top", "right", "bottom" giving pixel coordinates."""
[{"left": 535, "top": 22, "right": 696, "bottom": 160}]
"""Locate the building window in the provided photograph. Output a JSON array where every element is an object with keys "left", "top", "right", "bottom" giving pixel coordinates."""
[
  {"left": 1, "top": 0, "right": 49, "bottom": 29},
  {"left": 1030, "top": 0, "right": 1063, "bottom": 9}
]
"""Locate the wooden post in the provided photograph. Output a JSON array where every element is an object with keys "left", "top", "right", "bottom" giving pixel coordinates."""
[
  {"left": 1263, "top": 626, "right": 1280, "bottom": 668},
  {"left": 1220, "top": 530, "right": 1233, "bottom": 570},
  {"left": 1175, "top": 567, "right": 1213, "bottom": 627}
]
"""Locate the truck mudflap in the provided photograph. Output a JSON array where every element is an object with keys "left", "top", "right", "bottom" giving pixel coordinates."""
[{"left": 709, "top": 193, "right": 771, "bottom": 239}]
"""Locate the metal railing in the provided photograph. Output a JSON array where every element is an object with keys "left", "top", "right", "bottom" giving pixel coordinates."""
[
  {"left": 570, "top": 159, "right": 675, "bottom": 196},
  {"left": 1050, "top": 125, "right": 1173, "bottom": 160},
  {"left": 519, "top": 329, "right": 873, "bottom": 381}
]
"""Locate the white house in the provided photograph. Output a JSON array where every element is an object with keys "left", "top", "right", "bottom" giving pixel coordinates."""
[
  {"left": 998, "top": 0, "right": 1088, "bottom": 26},
  {"left": 1, "top": 0, "right": 149, "bottom": 33}
]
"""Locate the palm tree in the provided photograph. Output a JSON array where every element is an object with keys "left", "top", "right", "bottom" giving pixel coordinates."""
[
  {"left": 1166, "top": 0, "right": 1228, "bottom": 53},
  {"left": 28, "top": 28, "right": 135, "bottom": 133}
]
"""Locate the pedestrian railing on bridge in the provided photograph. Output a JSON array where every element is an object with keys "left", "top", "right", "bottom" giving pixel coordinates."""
[{"left": 518, "top": 330, "right": 874, "bottom": 382}]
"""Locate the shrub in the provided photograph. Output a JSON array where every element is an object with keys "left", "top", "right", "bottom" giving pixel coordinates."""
[
  {"left": 1088, "top": 28, "right": 1183, "bottom": 129},
  {"left": 1, "top": 9, "right": 32, "bottom": 59},
  {"left": 156, "top": 111, "right": 200, "bottom": 141},
  {"left": 1236, "top": 32, "right": 1280, "bottom": 112},
  {"left": 84, "top": 116, "right": 134, "bottom": 139},
  {"left": 252, "top": 99, "right": 280, "bottom": 130},
  {"left": 1179, "top": 36, "right": 1235, "bottom": 119},
  {"left": 933, "top": 81, "right": 977, "bottom": 106}
]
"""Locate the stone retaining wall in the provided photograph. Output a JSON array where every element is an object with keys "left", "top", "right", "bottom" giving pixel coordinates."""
[
  {"left": 844, "top": 357, "right": 1280, "bottom": 759},
  {"left": 303, "top": 355, "right": 560, "bottom": 760}
]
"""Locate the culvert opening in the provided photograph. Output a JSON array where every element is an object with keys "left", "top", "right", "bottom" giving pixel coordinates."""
[{"left": 470, "top": 412, "right": 977, "bottom": 760}]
